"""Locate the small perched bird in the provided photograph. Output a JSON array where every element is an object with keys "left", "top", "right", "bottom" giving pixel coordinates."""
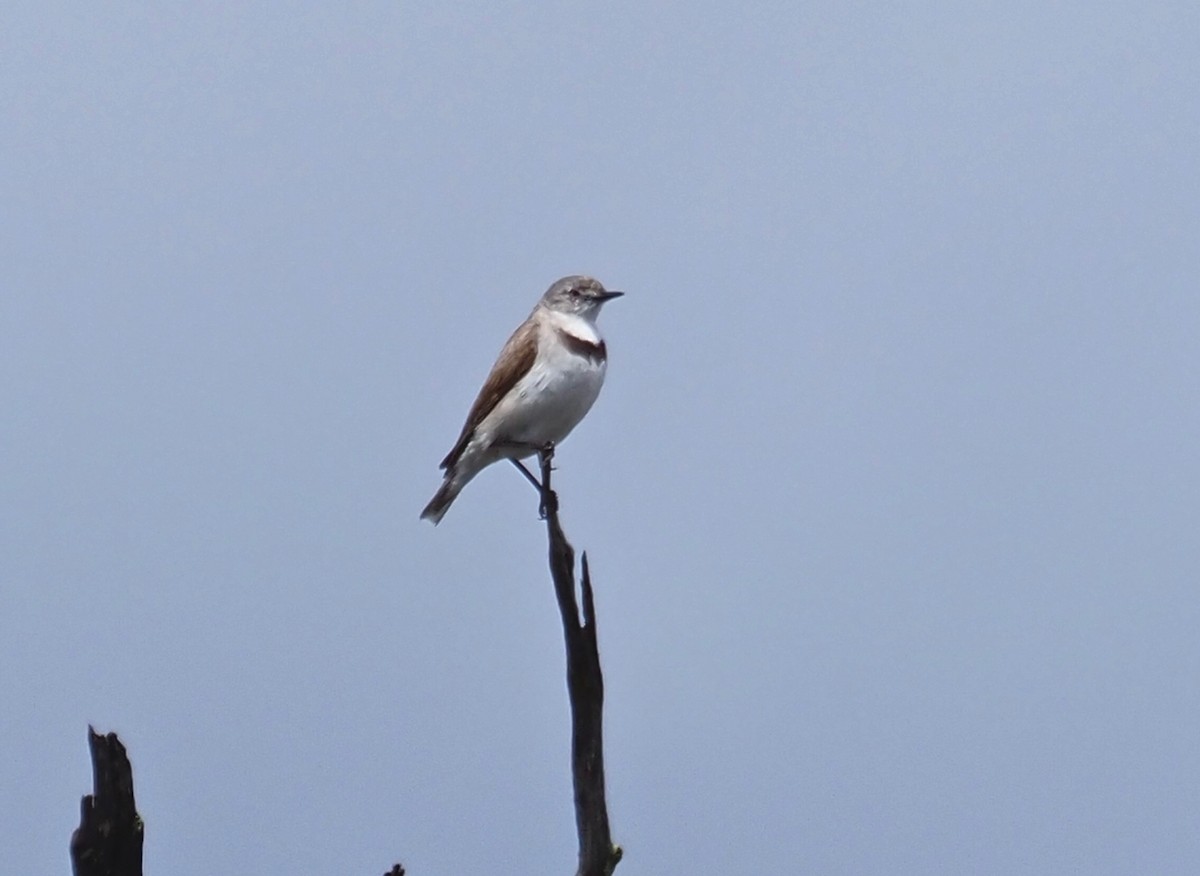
[{"left": 420, "top": 275, "right": 623, "bottom": 524}]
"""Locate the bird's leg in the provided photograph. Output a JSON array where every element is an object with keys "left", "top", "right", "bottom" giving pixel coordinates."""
[
  {"left": 498, "top": 441, "right": 547, "bottom": 490},
  {"left": 496, "top": 440, "right": 558, "bottom": 519},
  {"left": 509, "top": 458, "right": 543, "bottom": 492}
]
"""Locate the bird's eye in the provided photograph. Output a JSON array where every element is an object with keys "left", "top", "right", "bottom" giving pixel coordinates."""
[{"left": 568, "top": 288, "right": 580, "bottom": 298}]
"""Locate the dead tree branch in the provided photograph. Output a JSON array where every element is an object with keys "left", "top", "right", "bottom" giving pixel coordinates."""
[
  {"left": 64, "top": 454, "right": 618, "bottom": 876},
  {"left": 70, "top": 727, "right": 144, "bottom": 876},
  {"left": 538, "top": 447, "right": 622, "bottom": 876},
  {"left": 66, "top": 728, "right": 407, "bottom": 876}
]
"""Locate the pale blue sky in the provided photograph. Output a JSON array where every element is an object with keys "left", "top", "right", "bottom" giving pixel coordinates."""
[{"left": 3, "top": 3, "right": 1198, "bottom": 874}]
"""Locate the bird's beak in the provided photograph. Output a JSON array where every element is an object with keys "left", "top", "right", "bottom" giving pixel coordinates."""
[{"left": 599, "top": 290, "right": 625, "bottom": 301}]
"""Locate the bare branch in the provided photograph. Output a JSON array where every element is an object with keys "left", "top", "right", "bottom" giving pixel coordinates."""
[
  {"left": 64, "top": 452, "right": 619, "bottom": 876},
  {"left": 538, "top": 448, "right": 622, "bottom": 876},
  {"left": 70, "top": 727, "right": 144, "bottom": 876}
]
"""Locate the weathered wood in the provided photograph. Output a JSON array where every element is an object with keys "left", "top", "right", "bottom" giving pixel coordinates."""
[
  {"left": 538, "top": 448, "right": 622, "bottom": 876},
  {"left": 64, "top": 452, "right": 619, "bottom": 876},
  {"left": 70, "top": 727, "right": 144, "bottom": 876}
]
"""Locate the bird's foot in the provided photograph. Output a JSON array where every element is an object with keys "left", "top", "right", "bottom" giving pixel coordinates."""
[{"left": 536, "top": 443, "right": 558, "bottom": 519}]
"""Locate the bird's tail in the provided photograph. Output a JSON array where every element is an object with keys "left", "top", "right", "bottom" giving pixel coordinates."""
[{"left": 420, "top": 477, "right": 461, "bottom": 525}]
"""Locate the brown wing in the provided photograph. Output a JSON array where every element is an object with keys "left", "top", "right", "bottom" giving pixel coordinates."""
[{"left": 439, "top": 317, "right": 538, "bottom": 470}]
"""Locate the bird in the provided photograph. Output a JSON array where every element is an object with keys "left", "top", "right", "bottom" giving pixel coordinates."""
[{"left": 420, "top": 275, "right": 623, "bottom": 524}]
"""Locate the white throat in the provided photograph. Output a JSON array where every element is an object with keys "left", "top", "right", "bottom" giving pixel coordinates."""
[{"left": 541, "top": 306, "right": 602, "bottom": 345}]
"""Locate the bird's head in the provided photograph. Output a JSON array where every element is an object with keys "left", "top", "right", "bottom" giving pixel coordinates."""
[{"left": 539, "top": 275, "right": 624, "bottom": 321}]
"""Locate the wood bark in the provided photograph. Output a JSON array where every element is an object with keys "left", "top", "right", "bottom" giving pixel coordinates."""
[
  {"left": 538, "top": 448, "right": 622, "bottom": 876},
  {"left": 70, "top": 726, "right": 144, "bottom": 876}
]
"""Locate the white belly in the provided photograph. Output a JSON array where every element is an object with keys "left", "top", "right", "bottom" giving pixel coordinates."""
[{"left": 482, "top": 339, "right": 607, "bottom": 451}]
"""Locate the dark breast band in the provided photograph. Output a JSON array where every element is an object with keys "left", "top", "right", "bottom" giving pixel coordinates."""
[{"left": 555, "top": 328, "right": 607, "bottom": 364}]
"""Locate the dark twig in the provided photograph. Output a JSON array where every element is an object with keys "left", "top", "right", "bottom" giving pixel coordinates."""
[
  {"left": 70, "top": 727, "right": 144, "bottom": 876},
  {"left": 538, "top": 447, "right": 622, "bottom": 876}
]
